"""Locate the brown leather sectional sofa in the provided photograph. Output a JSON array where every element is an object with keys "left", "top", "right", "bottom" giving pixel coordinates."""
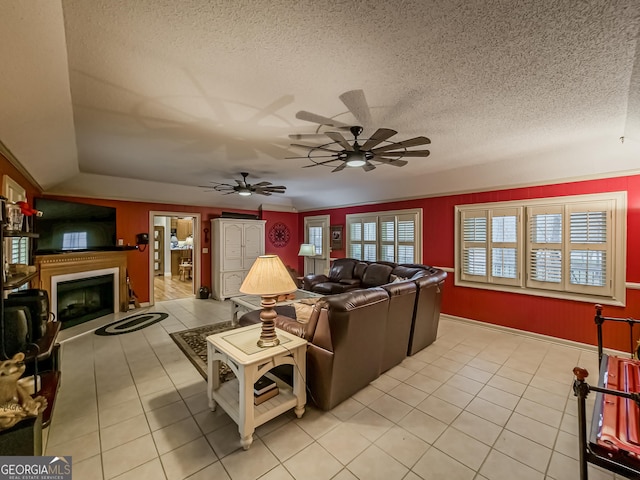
[{"left": 240, "top": 259, "right": 447, "bottom": 410}]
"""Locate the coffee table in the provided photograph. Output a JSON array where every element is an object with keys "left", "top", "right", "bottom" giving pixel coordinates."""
[
  {"left": 206, "top": 323, "right": 307, "bottom": 450},
  {"left": 230, "top": 289, "right": 322, "bottom": 325}
]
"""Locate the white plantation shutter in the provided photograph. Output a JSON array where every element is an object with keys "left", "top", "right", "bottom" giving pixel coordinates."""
[
  {"left": 461, "top": 210, "right": 488, "bottom": 281},
  {"left": 461, "top": 208, "right": 520, "bottom": 286},
  {"left": 349, "top": 222, "right": 362, "bottom": 259},
  {"left": 347, "top": 217, "right": 368, "bottom": 260},
  {"left": 363, "top": 220, "right": 377, "bottom": 261},
  {"left": 380, "top": 216, "right": 395, "bottom": 262},
  {"left": 456, "top": 193, "right": 625, "bottom": 304},
  {"left": 346, "top": 209, "right": 421, "bottom": 263},
  {"left": 490, "top": 208, "right": 520, "bottom": 286},
  {"left": 527, "top": 205, "right": 563, "bottom": 290},
  {"left": 397, "top": 215, "right": 415, "bottom": 263},
  {"left": 566, "top": 202, "right": 611, "bottom": 295}
]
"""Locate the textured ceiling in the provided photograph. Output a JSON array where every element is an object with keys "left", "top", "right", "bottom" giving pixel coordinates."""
[{"left": 0, "top": 1, "right": 639, "bottom": 211}]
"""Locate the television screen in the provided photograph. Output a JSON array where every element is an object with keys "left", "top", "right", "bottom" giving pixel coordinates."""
[{"left": 33, "top": 198, "right": 117, "bottom": 254}]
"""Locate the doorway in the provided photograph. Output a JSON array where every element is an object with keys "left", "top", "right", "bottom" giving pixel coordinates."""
[
  {"left": 303, "top": 215, "right": 331, "bottom": 276},
  {"left": 149, "top": 211, "right": 201, "bottom": 304}
]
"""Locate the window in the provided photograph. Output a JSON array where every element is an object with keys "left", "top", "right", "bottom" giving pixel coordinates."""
[
  {"left": 455, "top": 192, "right": 626, "bottom": 305},
  {"left": 308, "top": 226, "right": 323, "bottom": 257},
  {"left": 2, "top": 176, "right": 29, "bottom": 278},
  {"left": 347, "top": 209, "right": 422, "bottom": 263},
  {"left": 461, "top": 208, "right": 520, "bottom": 286}
]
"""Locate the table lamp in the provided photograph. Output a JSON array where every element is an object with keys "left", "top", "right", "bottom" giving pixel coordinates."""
[
  {"left": 298, "top": 244, "right": 316, "bottom": 275},
  {"left": 240, "top": 255, "right": 297, "bottom": 347}
]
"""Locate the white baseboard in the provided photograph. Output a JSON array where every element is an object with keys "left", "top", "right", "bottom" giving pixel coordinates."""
[{"left": 440, "top": 313, "right": 629, "bottom": 358}]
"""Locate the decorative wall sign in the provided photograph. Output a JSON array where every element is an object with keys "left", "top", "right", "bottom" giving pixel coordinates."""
[
  {"left": 330, "top": 225, "right": 343, "bottom": 250},
  {"left": 268, "top": 222, "right": 291, "bottom": 247}
]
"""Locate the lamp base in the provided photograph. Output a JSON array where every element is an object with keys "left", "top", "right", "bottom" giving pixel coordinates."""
[
  {"left": 257, "top": 294, "right": 280, "bottom": 348},
  {"left": 257, "top": 336, "right": 280, "bottom": 348}
]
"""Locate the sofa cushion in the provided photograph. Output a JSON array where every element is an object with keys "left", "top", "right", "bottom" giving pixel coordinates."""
[
  {"left": 353, "top": 262, "right": 368, "bottom": 280},
  {"left": 313, "top": 282, "right": 360, "bottom": 295},
  {"left": 361, "top": 264, "right": 394, "bottom": 288},
  {"left": 392, "top": 265, "right": 425, "bottom": 279},
  {"left": 328, "top": 258, "right": 357, "bottom": 282}
]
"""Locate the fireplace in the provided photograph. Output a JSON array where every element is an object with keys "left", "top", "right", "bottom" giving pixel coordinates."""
[
  {"left": 36, "top": 251, "right": 129, "bottom": 319},
  {"left": 51, "top": 267, "right": 119, "bottom": 329}
]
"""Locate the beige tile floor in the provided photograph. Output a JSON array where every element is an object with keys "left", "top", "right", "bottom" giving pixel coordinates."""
[{"left": 45, "top": 297, "right": 631, "bottom": 480}]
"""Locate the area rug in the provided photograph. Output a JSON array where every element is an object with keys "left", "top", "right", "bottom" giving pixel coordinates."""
[
  {"left": 94, "top": 312, "right": 169, "bottom": 336},
  {"left": 169, "top": 321, "right": 237, "bottom": 380}
]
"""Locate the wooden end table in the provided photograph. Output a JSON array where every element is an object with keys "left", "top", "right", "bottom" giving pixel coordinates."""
[{"left": 206, "top": 323, "right": 307, "bottom": 450}]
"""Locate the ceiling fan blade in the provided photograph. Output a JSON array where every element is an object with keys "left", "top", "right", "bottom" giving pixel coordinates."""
[
  {"left": 339, "top": 90, "right": 373, "bottom": 126},
  {"left": 253, "top": 181, "right": 272, "bottom": 186},
  {"left": 296, "top": 111, "right": 349, "bottom": 128},
  {"left": 380, "top": 150, "right": 431, "bottom": 157},
  {"left": 201, "top": 181, "right": 227, "bottom": 187},
  {"left": 332, "top": 163, "right": 347, "bottom": 173},
  {"left": 291, "top": 143, "right": 342, "bottom": 153},
  {"left": 363, "top": 163, "right": 376, "bottom": 172},
  {"left": 325, "top": 131, "right": 354, "bottom": 151},
  {"left": 361, "top": 128, "right": 398, "bottom": 150},
  {"left": 285, "top": 154, "right": 339, "bottom": 159},
  {"left": 302, "top": 158, "right": 342, "bottom": 167},
  {"left": 264, "top": 186, "right": 286, "bottom": 191},
  {"left": 371, "top": 136, "right": 431, "bottom": 153},
  {"left": 372, "top": 157, "right": 409, "bottom": 167}
]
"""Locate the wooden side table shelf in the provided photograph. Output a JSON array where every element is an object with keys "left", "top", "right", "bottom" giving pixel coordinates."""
[{"left": 206, "top": 323, "right": 307, "bottom": 450}]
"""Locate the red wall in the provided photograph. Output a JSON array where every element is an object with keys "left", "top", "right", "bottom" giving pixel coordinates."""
[
  {"left": 302, "top": 175, "right": 640, "bottom": 352},
  {"left": 261, "top": 210, "right": 301, "bottom": 274}
]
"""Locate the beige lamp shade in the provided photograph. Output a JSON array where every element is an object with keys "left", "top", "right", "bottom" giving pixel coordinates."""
[
  {"left": 240, "top": 255, "right": 297, "bottom": 296},
  {"left": 297, "top": 243, "right": 316, "bottom": 256}
]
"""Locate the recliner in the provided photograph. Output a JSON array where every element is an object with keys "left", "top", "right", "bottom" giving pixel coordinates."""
[{"left": 303, "top": 258, "right": 360, "bottom": 294}]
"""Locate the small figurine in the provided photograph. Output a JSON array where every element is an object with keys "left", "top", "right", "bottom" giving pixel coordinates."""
[
  {"left": 0, "top": 353, "right": 47, "bottom": 430},
  {"left": 15, "top": 201, "right": 43, "bottom": 217}
]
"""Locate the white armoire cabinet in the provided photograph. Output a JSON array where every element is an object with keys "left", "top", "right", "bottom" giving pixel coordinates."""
[{"left": 211, "top": 218, "right": 265, "bottom": 300}]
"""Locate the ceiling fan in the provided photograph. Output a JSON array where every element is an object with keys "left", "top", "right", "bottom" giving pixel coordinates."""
[
  {"left": 201, "top": 172, "right": 286, "bottom": 196},
  {"left": 287, "top": 125, "right": 431, "bottom": 172}
]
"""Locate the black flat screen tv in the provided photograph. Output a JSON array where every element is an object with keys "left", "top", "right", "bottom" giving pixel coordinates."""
[{"left": 33, "top": 198, "right": 117, "bottom": 254}]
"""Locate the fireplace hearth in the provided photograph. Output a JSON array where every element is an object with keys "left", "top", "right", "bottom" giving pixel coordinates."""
[{"left": 57, "top": 274, "right": 115, "bottom": 329}]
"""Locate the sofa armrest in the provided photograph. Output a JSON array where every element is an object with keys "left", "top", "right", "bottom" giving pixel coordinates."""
[
  {"left": 274, "top": 316, "right": 306, "bottom": 338},
  {"left": 303, "top": 274, "right": 328, "bottom": 291}
]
